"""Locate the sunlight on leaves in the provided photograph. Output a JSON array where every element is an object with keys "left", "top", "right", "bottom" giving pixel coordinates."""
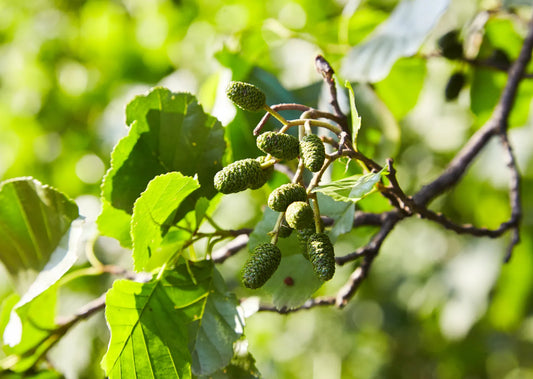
[{"left": 312, "top": 167, "right": 387, "bottom": 203}]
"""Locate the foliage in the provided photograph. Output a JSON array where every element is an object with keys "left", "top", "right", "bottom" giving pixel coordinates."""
[{"left": 1, "top": 1, "right": 533, "bottom": 378}]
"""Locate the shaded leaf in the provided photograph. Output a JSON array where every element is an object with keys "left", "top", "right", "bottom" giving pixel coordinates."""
[
  {"left": 206, "top": 351, "right": 261, "bottom": 379},
  {"left": 0, "top": 178, "right": 78, "bottom": 290},
  {"left": 131, "top": 173, "right": 200, "bottom": 272},
  {"left": 247, "top": 208, "right": 299, "bottom": 256},
  {"left": 190, "top": 269, "right": 244, "bottom": 376},
  {"left": 312, "top": 168, "right": 387, "bottom": 203},
  {"left": 263, "top": 254, "right": 323, "bottom": 310},
  {"left": 341, "top": 0, "right": 449, "bottom": 82},
  {"left": 316, "top": 193, "right": 355, "bottom": 243}
]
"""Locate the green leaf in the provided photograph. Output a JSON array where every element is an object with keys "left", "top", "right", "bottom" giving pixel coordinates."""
[
  {"left": 99, "top": 89, "right": 225, "bottom": 244},
  {"left": 374, "top": 58, "right": 426, "bottom": 119},
  {"left": 194, "top": 197, "right": 211, "bottom": 231},
  {"left": 206, "top": 352, "right": 261, "bottom": 379},
  {"left": 1, "top": 286, "right": 58, "bottom": 372},
  {"left": 346, "top": 84, "right": 400, "bottom": 162},
  {"left": 190, "top": 269, "right": 244, "bottom": 376},
  {"left": 312, "top": 168, "right": 387, "bottom": 203},
  {"left": 341, "top": 0, "right": 449, "bottom": 82},
  {"left": 345, "top": 81, "right": 361, "bottom": 148},
  {"left": 131, "top": 172, "right": 200, "bottom": 272},
  {"left": 102, "top": 261, "right": 242, "bottom": 378},
  {"left": 263, "top": 254, "right": 323, "bottom": 310},
  {"left": 97, "top": 201, "right": 133, "bottom": 248},
  {"left": 247, "top": 208, "right": 299, "bottom": 256},
  {"left": 316, "top": 193, "right": 355, "bottom": 243},
  {"left": 0, "top": 178, "right": 78, "bottom": 289}
]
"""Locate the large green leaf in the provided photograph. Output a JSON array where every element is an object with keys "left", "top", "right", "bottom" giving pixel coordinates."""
[
  {"left": 312, "top": 168, "right": 388, "bottom": 203},
  {"left": 0, "top": 178, "right": 78, "bottom": 288},
  {"left": 131, "top": 173, "right": 200, "bottom": 272},
  {"left": 102, "top": 261, "right": 242, "bottom": 378},
  {"left": 98, "top": 89, "right": 225, "bottom": 246}
]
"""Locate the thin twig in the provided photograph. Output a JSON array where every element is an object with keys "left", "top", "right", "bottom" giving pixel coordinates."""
[{"left": 315, "top": 55, "right": 350, "bottom": 136}]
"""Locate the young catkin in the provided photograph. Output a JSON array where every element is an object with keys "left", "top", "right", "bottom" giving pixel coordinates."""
[
  {"left": 256, "top": 132, "right": 300, "bottom": 161},
  {"left": 241, "top": 243, "right": 282, "bottom": 289},
  {"left": 308, "top": 233, "right": 335, "bottom": 281},
  {"left": 285, "top": 201, "right": 314, "bottom": 230},
  {"left": 214, "top": 158, "right": 263, "bottom": 194},
  {"left": 297, "top": 228, "right": 315, "bottom": 260},
  {"left": 250, "top": 156, "right": 274, "bottom": 189},
  {"left": 267, "top": 183, "right": 307, "bottom": 212},
  {"left": 300, "top": 134, "right": 325, "bottom": 172},
  {"left": 226, "top": 81, "right": 266, "bottom": 112}
]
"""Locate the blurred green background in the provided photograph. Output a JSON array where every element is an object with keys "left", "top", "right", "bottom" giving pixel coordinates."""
[{"left": 1, "top": 0, "right": 533, "bottom": 377}]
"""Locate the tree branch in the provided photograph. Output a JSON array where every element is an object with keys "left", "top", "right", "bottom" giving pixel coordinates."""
[{"left": 414, "top": 18, "right": 533, "bottom": 207}]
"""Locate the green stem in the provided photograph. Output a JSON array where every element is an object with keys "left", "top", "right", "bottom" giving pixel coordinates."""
[
  {"left": 205, "top": 215, "right": 224, "bottom": 232},
  {"left": 309, "top": 194, "right": 323, "bottom": 233},
  {"left": 58, "top": 266, "right": 103, "bottom": 286},
  {"left": 270, "top": 212, "right": 285, "bottom": 245},
  {"left": 263, "top": 104, "right": 289, "bottom": 125},
  {"left": 85, "top": 232, "right": 103, "bottom": 269}
]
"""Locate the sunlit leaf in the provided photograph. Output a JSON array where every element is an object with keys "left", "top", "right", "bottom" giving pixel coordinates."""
[
  {"left": 131, "top": 172, "right": 200, "bottom": 272},
  {"left": 347, "top": 84, "right": 400, "bottom": 162},
  {"left": 99, "top": 89, "right": 225, "bottom": 245},
  {"left": 341, "top": 0, "right": 449, "bottom": 82},
  {"left": 102, "top": 261, "right": 242, "bottom": 378},
  {"left": 312, "top": 168, "right": 387, "bottom": 203},
  {"left": 345, "top": 81, "right": 362, "bottom": 148},
  {"left": 1, "top": 286, "right": 58, "bottom": 372},
  {"left": 374, "top": 58, "right": 426, "bottom": 119},
  {"left": 0, "top": 178, "right": 79, "bottom": 290}
]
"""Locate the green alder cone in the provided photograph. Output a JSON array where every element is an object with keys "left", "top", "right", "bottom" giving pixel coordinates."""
[
  {"left": 226, "top": 81, "right": 266, "bottom": 112},
  {"left": 267, "top": 183, "right": 307, "bottom": 212},
  {"left": 308, "top": 233, "right": 335, "bottom": 281},
  {"left": 300, "top": 134, "right": 325, "bottom": 172},
  {"left": 242, "top": 243, "right": 282, "bottom": 289},
  {"left": 256, "top": 132, "right": 300, "bottom": 161},
  {"left": 297, "top": 228, "right": 315, "bottom": 260},
  {"left": 249, "top": 156, "right": 274, "bottom": 190},
  {"left": 285, "top": 201, "right": 314, "bottom": 230},
  {"left": 278, "top": 221, "right": 293, "bottom": 238},
  {"left": 214, "top": 158, "right": 263, "bottom": 194}
]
